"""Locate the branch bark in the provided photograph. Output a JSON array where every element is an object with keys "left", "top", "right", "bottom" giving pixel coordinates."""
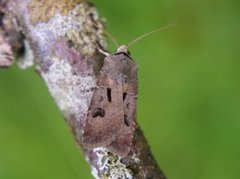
[{"left": 0, "top": 0, "right": 166, "bottom": 178}]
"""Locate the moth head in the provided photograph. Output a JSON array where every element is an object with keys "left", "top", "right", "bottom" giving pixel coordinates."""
[{"left": 116, "top": 45, "right": 131, "bottom": 56}]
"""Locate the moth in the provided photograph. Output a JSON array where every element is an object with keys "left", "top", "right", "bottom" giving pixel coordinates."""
[
  {"left": 82, "top": 45, "right": 137, "bottom": 156},
  {"left": 82, "top": 23, "right": 175, "bottom": 156}
]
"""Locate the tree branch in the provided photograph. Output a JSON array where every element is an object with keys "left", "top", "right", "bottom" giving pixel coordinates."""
[{"left": 0, "top": 0, "right": 166, "bottom": 178}]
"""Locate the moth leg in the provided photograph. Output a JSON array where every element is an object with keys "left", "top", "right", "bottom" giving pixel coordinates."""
[{"left": 97, "top": 47, "right": 110, "bottom": 57}]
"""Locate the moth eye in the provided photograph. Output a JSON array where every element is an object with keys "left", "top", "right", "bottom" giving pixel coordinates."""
[
  {"left": 123, "top": 92, "right": 127, "bottom": 101},
  {"left": 124, "top": 115, "right": 129, "bottom": 127},
  {"left": 92, "top": 108, "right": 105, "bottom": 118},
  {"left": 107, "top": 88, "right": 112, "bottom": 102}
]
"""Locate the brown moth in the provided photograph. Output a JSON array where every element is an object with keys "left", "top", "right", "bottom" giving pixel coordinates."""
[
  {"left": 82, "top": 45, "right": 137, "bottom": 156},
  {"left": 82, "top": 23, "right": 175, "bottom": 156}
]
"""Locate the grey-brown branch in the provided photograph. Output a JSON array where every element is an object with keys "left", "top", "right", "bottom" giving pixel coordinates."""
[{"left": 0, "top": 0, "right": 166, "bottom": 178}]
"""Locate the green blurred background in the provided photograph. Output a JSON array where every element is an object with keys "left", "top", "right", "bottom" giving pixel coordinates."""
[{"left": 0, "top": 0, "right": 240, "bottom": 178}]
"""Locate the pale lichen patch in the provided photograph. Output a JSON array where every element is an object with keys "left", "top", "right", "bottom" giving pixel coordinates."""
[
  {"left": 41, "top": 57, "right": 96, "bottom": 121},
  {"left": 92, "top": 147, "right": 134, "bottom": 179}
]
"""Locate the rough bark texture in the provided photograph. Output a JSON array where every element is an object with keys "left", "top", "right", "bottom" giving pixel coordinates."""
[{"left": 0, "top": 0, "right": 166, "bottom": 178}]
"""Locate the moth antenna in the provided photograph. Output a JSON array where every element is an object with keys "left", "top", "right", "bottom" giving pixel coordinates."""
[
  {"left": 91, "top": 21, "right": 119, "bottom": 48},
  {"left": 127, "top": 22, "right": 176, "bottom": 48}
]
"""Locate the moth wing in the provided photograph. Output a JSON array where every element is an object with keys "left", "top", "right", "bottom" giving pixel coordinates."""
[
  {"left": 108, "top": 59, "right": 138, "bottom": 156},
  {"left": 82, "top": 83, "right": 125, "bottom": 148},
  {"left": 108, "top": 92, "right": 137, "bottom": 156}
]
